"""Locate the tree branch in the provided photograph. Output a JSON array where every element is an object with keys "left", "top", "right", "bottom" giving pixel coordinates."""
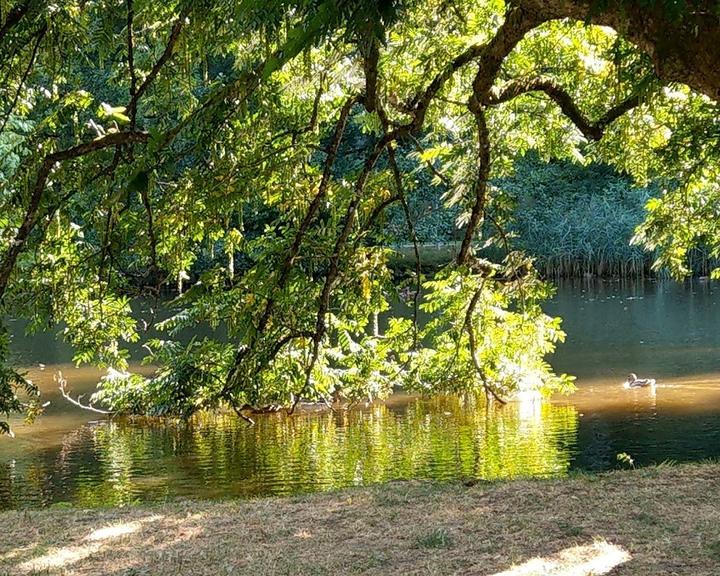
[
  {"left": 355, "top": 193, "right": 402, "bottom": 244},
  {"left": 293, "top": 132, "right": 396, "bottom": 411},
  {"left": 274, "top": 95, "right": 360, "bottom": 295},
  {"left": 296, "top": 44, "right": 423, "bottom": 389},
  {"left": 0, "top": 131, "right": 150, "bottom": 301},
  {"left": 516, "top": 0, "right": 720, "bottom": 101},
  {"left": 231, "top": 403, "right": 255, "bottom": 425},
  {"left": 127, "top": 5, "right": 189, "bottom": 123},
  {"left": 457, "top": 105, "right": 490, "bottom": 265},
  {"left": 139, "top": 185, "right": 159, "bottom": 280},
  {"left": 485, "top": 76, "right": 641, "bottom": 140},
  {"left": 222, "top": 95, "right": 359, "bottom": 398}
]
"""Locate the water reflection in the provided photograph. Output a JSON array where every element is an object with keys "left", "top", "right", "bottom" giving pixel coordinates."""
[
  {"left": 547, "top": 277, "right": 720, "bottom": 380},
  {"left": 0, "top": 396, "right": 578, "bottom": 509},
  {"left": 2, "top": 278, "right": 720, "bottom": 509}
]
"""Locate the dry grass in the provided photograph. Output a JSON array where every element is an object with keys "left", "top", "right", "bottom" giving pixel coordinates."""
[{"left": 1, "top": 463, "right": 720, "bottom": 575}]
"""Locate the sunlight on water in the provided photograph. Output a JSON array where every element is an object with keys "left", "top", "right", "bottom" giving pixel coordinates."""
[
  {"left": 0, "top": 393, "right": 578, "bottom": 508},
  {"left": 2, "top": 279, "right": 720, "bottom": 509}
]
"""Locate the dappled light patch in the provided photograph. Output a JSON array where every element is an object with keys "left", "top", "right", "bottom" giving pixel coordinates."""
[
  {"left": 0, "top": 543, "right": 38, "bottom": 562},
  {"left": 488, "top": 541, "right": 630, "bottom": 576},
  {"left": 14, "top": 514, "right": 166, "bottom": 573},
  {"left": 86, "top": 519, "right": 142, "bottom": 541},
  {"left": 17, "top": 542, "right": 100, "bottom": 573},
  {"left": 85, "top": 514, "right": 164, "bottom": 542}
]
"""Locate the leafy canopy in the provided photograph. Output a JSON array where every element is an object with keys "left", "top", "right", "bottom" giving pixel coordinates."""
[{"left": 0, "top": 0, "right": 717, "bottom": 431}]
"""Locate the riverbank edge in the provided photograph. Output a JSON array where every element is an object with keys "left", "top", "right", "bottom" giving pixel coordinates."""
[
  {"left": 388, "top": 242, "right": 720, "bottom": 279},
  {"left": 2, "top": 461, "right": 720, "bottom": 575}
]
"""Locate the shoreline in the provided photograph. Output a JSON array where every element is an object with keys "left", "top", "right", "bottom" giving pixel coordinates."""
[{"left": 2, "top": 461, "right": 719, "bottom": 575}]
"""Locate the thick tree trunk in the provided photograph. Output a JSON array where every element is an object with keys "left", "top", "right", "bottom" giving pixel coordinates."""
[{"left": 518, "top": 0, "right": 720, "bottom": 101}]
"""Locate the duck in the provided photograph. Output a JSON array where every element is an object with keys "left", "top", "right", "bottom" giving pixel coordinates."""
[{"left": 623, "top": 373, "right": 656, "bottom": 389}]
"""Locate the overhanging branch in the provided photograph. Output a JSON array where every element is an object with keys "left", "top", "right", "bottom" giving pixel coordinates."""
[
  {"left": 0, "top": 131, "right": 150, "bottom": 301},
  {"left": 403, "top": 3, "right": 544, "bottom": 132},
  {"left": 515, "top": 0, "right": 720, "bottom": 102},
  {"left": 485, "top": 76, "right": 641, "bottom": 140},
  {"left": 222, "top": 94, "right": 359, "bottom": 401}
]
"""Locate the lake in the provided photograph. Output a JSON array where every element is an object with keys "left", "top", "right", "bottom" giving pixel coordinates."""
[{"left": 1, "top": 278, "right": 720, "bottom": 509}]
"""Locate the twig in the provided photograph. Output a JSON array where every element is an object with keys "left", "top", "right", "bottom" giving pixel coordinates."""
[
  {"left": 0, "top": 22, "right": 46, "bottom": 135},
  {"left": 56, "top": 372, "right": 115, "bottom": 415},
  {"left": 231, "top": 403, "right": 255, "bottom": 426}
]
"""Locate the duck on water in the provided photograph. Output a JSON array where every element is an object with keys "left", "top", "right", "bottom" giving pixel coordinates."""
[{"left": 623, "top": 373, "right": 656, "bottom": 389}]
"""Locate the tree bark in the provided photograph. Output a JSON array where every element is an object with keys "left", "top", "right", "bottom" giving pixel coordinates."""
[{"left": 518, "top": 0, "right": 720, "bottom": 101}]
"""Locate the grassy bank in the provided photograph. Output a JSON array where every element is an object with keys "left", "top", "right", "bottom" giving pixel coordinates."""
[{"left": 2, "top": 463, "right": 719, "bottom": 575}]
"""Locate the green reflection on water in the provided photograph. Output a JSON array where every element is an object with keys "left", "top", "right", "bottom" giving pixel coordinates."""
[
  {"left": 6, "top": 279, "right": 720, "bottom": 509},
  {"left": 1, "top": 395, "right": 579, "bottom": 508}
]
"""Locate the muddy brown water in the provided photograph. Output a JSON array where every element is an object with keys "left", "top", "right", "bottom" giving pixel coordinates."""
[{"left": 1, "top": 279, "right": 719, "bottom": 509}]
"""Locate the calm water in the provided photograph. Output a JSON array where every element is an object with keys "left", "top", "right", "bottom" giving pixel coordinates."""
[{"left": 1, "top": 279, "right": 720, "bottom": 509}]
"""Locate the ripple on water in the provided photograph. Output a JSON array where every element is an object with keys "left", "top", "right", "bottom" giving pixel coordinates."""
[
  {"left": 4, "top": 280, "right": 720, "bottom": 508},
  {"left": 2, "top": 383, "right": 719, "bottom": 509}
]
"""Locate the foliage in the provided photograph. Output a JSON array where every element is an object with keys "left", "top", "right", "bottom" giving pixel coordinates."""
[
  {"left": 616, "top": 451, "right": 635, "bottom": 469},
  {"left": 634, "top": 166, "right": 720, "bottom": 279},
  {"left": 412, "top": 265, "right": 573, "bottom": 398},
  {"left": 0, "top": 0, "right": 718, "bottom": 431},
  {"left": 501, "top": 155, "right": 657, "bottom": 277},
  {"left": 385, "top": 154, "right": 661, "bottom": 277},
  {"left": 0, "top": 327, "right": 40, "bottom": 436}
]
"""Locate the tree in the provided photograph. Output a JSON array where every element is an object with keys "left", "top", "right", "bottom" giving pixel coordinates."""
[{"left": 0, "top": 0, "right": 718, "bottom": 431}]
